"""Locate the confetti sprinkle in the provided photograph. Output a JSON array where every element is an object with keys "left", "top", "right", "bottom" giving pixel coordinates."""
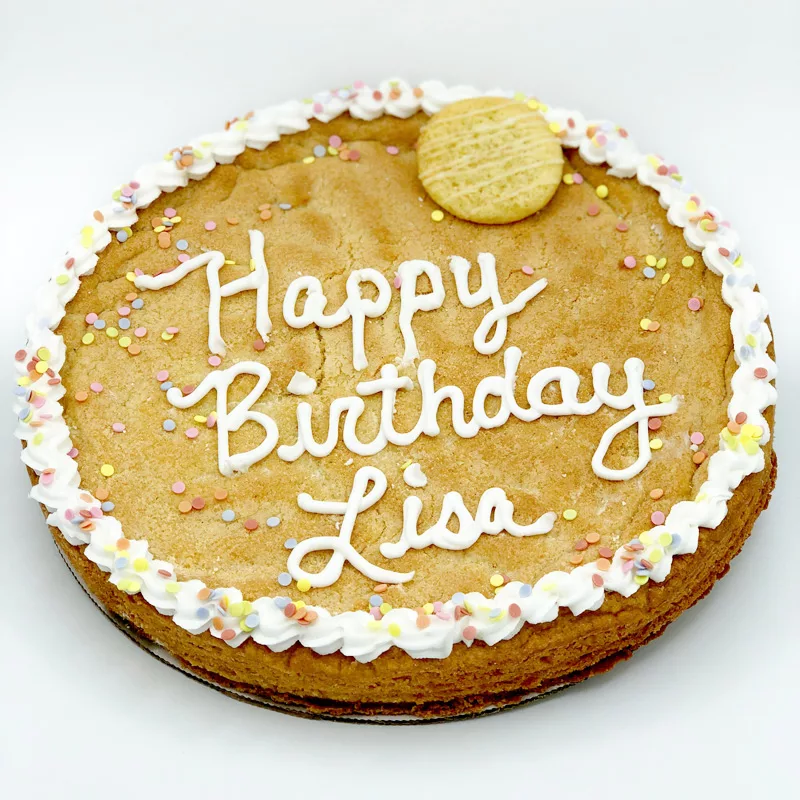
[
  {"left": 214, "top": 489, "right": 228, "bottom": 501},
  {"left": 431, "top": 210, "right": 444, "bottom": 222},
  {"left": 297, "top": 578, "right": 311, "bottom": 593},
  {"left": 185, "top": 427, "right": 199, "bottom": 439},
  {"left": 244, "top": 518, "right": 258, "bottom": 531},
  {"left": 693, "top": 451, "right": 708, "bottom": 465},
  {"left": 489, "top": 573, "right": 504, "bottom": 588},
  {"left": 586, "top": 203, "right": 600, "bottom": 216},
  {"left": 622, "top": 256, "right": 637, "bottom": 269},
  {"left": 650, "top": 438, "right": 663, "bottom": 450},
  {"left": 267, "top": 516, "right": 281, "bottom": 527},
  {"left": 176, "top": 239, "right": 188, "bottom": 251},
  {"left": 278, "top": 572, "right": 292, "bottom": 586},
  {"left": 682, "top": 256, "right": 695, "bottom": 267},
  {"left": 688, "top": 297, "right": 703, "bottom": 311},
  {"left": 563, "top": 508, "right": 577, "bottom": 521},
  {"left": 111, "top": 422, "right": 125, "bottom": 433},
  {"left": 596, "top": 185, "right": 609, "bottom": 199},
  {"left": 386, "top": 145, "right": 399, "bottom": 155},
  {"left": 650, "top": 488, "right": 664, "bottom": 500},
  {"left": 645, "top": 255, "right": 657, "bottom": 267},
  {"left": 754, "top": 367, "right": 768, "bottom": 379},
  {"left": 616, "top": 221, "right": 629, "bottom": 232},
  {"left": 651, "top": 511, "right": 666, "bottom": 525},
  {"left": 328, "top": 135, "right": 342, "bottom": 148},
  {"left": 690, "top": 432, "right": 705, "bottom": 445},
  {"left": 521, "top": 265, "right": 534, "bottom": 276},
  {"left": 171, "top": 481, "right": 185, "bottom": 494},
  {"left": 191, "top": 496, "right": 205, "bottom": 510},
  {"left": 100, "top": 464, "right": 114, "bottom": 477},
  {"left": 162, "top": 419, "right": 176, "bottom": 432},
  {"left": 204, "top": 221, "right": 217, "bottom": 231},
  {"left": 585, "top": 532, "right": 600, "bottom": 544}
]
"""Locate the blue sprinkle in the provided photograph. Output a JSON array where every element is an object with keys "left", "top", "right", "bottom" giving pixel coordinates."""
[
  {"left": 116, "top": 230, "right": 128, "bottom": 243},
  {"left": 17, "top": 407, "right": 29, "bottom": 420},
  {"left": 118, "top": 318, "right": 131, "bottom": 330},
  {"left": 101, "top": 501, "right": 115, "bottom": 512},
  {"left": 196, "top": 607, "right": 210, "bottom": 620},
  {"left": 670, "top": 534, "right": 682, "bottom": 549},
  {"left": 278, "top": 203, "right": 292, "bottom": 210},
  {"left": 160, "top": 381, "right": 173, "bottom": 391},
  {"left": 284, "top": 538, "right": 297, "bottom": 549},
  {"left": 518, "top": 584, "right": 532, "bottom": 598},
  {"left": 131, "top": 299, "right": 144, "bottom": 309},
  {"left": 93, "top": 319, "right": 106, "bottom": 330},
  {"left": 176, "top": 239, "right": 189, "bottom": 251},
  {"left": 739, "top": 345, "right": 754, "bottom": 360},
  {"left": 643, "top": 267, "right": 656, "bottom": 279},
  {"left": 267, "top": 516, "right": 280, "bottom": 527},
  {"left": 209, "top": 589, "right": 224, "bottom": 601},
  {"left": 636, "top": 569, "right": 650, "bottom": 576},
  {"left": 489, "top": 608, "right": 501, "bottom": 619},
  {"left": 274, "top": 597, "right": 290, "bottom": 609},
  {"left": 313, "top": 145, "right": 326, "bottom": 157},
  {"left": 452, "top": 592, "right": 466, "bottom": 605},
  {"left": 114, "top": 557, "right": 128, "bottom": 569},
  {"left": 221, "top": 509, "right": 235, "bottom": 522},
  {"left": 369, "top": 595, "right": 383, "bottom": 607},
  {"left": 71, "top": 518, "right": 83, "bottom": 526},
  {"left": 162, "top": 419, "right": 176, "bottom": 432},
  {"left": 642, "top": 379, "right": 655, "bottom": 391},
  {"left": 14, "top": 387, "right": 29, "bottom": 397},
  {"left": 749, "top": 320, "right": 762, "bottom": 333},
  {"left": 278, "top": 572, "right": 292, "bottom": 587},
  {"left": 244, "top": 613, "right": 260, "bottom": 628},
  {"left": 725, "top": 274, "right": 737, "bottom": 286}
]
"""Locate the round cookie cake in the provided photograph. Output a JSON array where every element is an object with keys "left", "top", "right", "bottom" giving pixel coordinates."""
[{"left": 14, "top": 79, "right": 777, "bottom": 720}]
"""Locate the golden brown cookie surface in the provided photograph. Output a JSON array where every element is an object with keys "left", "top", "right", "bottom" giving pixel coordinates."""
[{"left": 417, "top": 97, "right": 564, "bottom": 224}]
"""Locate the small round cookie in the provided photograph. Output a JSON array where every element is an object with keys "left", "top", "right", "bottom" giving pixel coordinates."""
[{"left": 417, "top": 96, "right": 564, "bottom": 224}]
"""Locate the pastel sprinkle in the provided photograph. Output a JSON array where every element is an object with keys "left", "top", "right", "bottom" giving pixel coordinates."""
[
  {"left": 682, "top": 256, "right": 695, "bottom": 267},
  {"left": 176, "top": 239, "right": 188, "bottom": 251},
  {"left": 431, "top": 210, "right": 444, "bottom": 222},
  {"left": 204, "top": 221, "right": 217, "bottom": 231},
  {"left": 191, "top": 497, "right": 205, "bottom": 510},
  {"left": 688, "top": 297, "right": 703, "bottom": 311},
  {"left": 267, "top": 516, "right": 281, "bottom": 527},
  {"left": 100, "top": 464, "right": 114, "bottom": 477},
  {"left": 297, "top": 578, "right": 311, "bottom": 593},
  {"left": 162, "top": 419, "right": 176, "bottom": 432},
  {"left": 651, "top": 511, "right": 666, "bottom": 525},
  {"left": 185, "top": 427, "right": 199, "bottom": 439},
  {"left": 622, "top": 256, "right": 637, "bottom": 269},
  {"left": 690, "top": 432, "right": 705, "bottom": 445},
  {"left": 595, "top": 184, "right": 609, "bottom": 199},
  {"left": 489, "top": 573, "right": 504, "bottom": 588},
  {"left": 643, "top": 267, "right": 656, "bottom": 279},
  {"left": 586, "top": 203, "right": 600, "bottom": 216},
  {"left": 244, "top": 519, "right": 258, "bottom": 531},
  {"left": 171, "top": 481, "right": 185, "bottom": 494},
  {"left": 650, "top": 438, "right": 663, "bottom": 450},
  {"left": 521, "top": 265, "right": 534, "bottom": 276},
  {"left": 563, "top": 508, "right": 577, "bottom": 521},
  {"left": 386, "top": 145, "right": 399, "bottom": 155},
  {"left": 111, "top": 422, "right": 125, "bottom": 433},
  {"left": 278, "top": 573, "right": 291, "bottom": 586}
]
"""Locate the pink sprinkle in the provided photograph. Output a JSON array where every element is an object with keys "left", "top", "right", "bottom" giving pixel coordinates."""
[
  {"left": 622, "top": 560, "right": 634, "bottom": 574},
  {"left": 65, "top": 509, "right": 75, "bottom": 521},
  {"left": 348, "top": 149, "right": 361, "bottom": 161},
  {"left": 134, "top": 268, "right": 144, "bottom": 276},
  {"left": 253, "top": 339, "right": 266, "bottom": 352},
  {"left": 386, "top": 145, "right": 399, "bottom": 155},
  {"left": 521, "top": 265, "right": 534, "bottom": 276},
  {"left": 433, "top": 601, "right": 443, "bottom": 612},
  {"left": 508, "top": 603, "right": 521, "bottom": 619},
  {"left": 648, "top": 418, "right": 661, "bottom": 431},
  {"left": 156, "top": 370, "right": 169, "bottom": 381},
  {"left": 171, "top": 481, "right": 185, "bottom": 494},
  {"left": 688, "top": 297, "right": 702, "bottom": 312},
  {"left": 121, "top": 186, "right": 133, "bottom": 197},
  {"left": 312, "top": 102, "right": 323, "bottom": 114},
  {"left": 393, "top": 275, "right": 402, "bottom": 289},
  {"left": 85, "top": 312, "right": 98, "bottom": 325},
  {"left": 353, "top": 80, "right": 365, "bottom": 89},
  {"left": 41, "top": 472, "right": 54, "bottom": 486},
  {"left": 587, "top": 203, "right": 600, "bottom": 217},
  {"left": 32, "top": 395, "right": 45, "bottom": 408},
  {"left": 134, "top": 327, "right": 147, "bottom": 337},
  {"left": 616, "top": 221, "right": 629, "bottom": 232},
  {"left": 651, "top": 510, "right": 666, "bottom": 525},
  {"left": 67, "top": 447, "right": 79, "bottom": 458},
  {"left": 111, "top": 422, "right": 125, "bottom": 433},
  {"left": 185, "top": 427, "right": 199, "bottom": 439},
  {"left": 204, "top": 221, "right": 217, "bottom": 231},
  {"left": 328, "top": 134, "right": 342, "bottom": 148},
  {"left": 754, "top": 367, "right": 768, "bottom": 379},
  {"left": 118, "top": 306, "right": 130, "bottom": 317},
  {"left": 592, "top": 574, "right": 604, "bottom": 587},
  {"left": 166, "top": 326, "right": 179, "bottom": 335},
  {"left": 208, "top": 355, "right": 222, "bottom": 367},
  {"left": 622, "top": 256, "right": 636, "bottom": 269},
  {"left": 164, "top": 208, "right": 177, "bottom": 219},
  {"left": 177, "top": 253, "right": 190, "bottom": 263},
  {"left": 462, "top": 625, "right": 477, "bottom": 641},
  {"left": 206, "top": 414, "right": 216, "bottom": 429},
  {"left": 690, "top": 431, "right": 705, "bottom": 445},
  {"left": 90, "top": 506, "right": 103, "bottom": 519},
  {"left": 90, "top": 382, "right": 103, "bottom": 393},
  {"left": 130, "top": 181, "right": 140, "bottom": 189},
  {"left": 596, "top": 134, "right": 608, "bottom": 146},
  {"left": 369, "top": 607, "right": 382, "bottom": 620},
  {"left": 572, "top": 173, "right": 584, "bottom": 185}
]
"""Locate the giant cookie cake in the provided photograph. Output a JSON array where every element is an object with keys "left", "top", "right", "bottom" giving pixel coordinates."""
[{"left": 14, "top": 80, "right": 777, "bottom": 720}]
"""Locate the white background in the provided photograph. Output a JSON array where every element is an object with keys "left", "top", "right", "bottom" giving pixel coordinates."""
[{"left": 2, "top": 1, "right": 798, "bottom": 797}]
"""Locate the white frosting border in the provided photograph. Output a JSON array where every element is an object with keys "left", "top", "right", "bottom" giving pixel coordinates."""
[{"left": 13, "top": 79, "right": 777, "bottom": 663}]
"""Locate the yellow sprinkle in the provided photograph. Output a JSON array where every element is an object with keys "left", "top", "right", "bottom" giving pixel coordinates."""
[
  {"left": 656, "top": 258, "right": 667, "bottom": 269},
  {"left": 295, "top": 600, "right": 306, "bottom": 610},
  {"left": 541, "top": 581, "right": 557, "bottom": 592},
  {"left": 106, "top": 327, "right": 118, "bottom": 338},
  {"left": 539, "top": 103, "right": 549, "bottom": 112},
  {"left": 562, "top": 173, "right": 574, "bottom": 185},
  {"left": 513, "top": 92, "right": 526, "bottom": 102},
  {"left": 126, "top": 272, "right": 136, "bottom": 282},
  {"left": 154, "top": 225, "right": 166, "bottom": 233},
  {"left": 695, "top": 492, "right": 708, "bottom": 503},
  {"left": 240, "top": 620, "right": 254, "bottom": 633},
  {"left": 645, "top": 255, "right": 657, "bottom": 267},
  {"left": 648, "top": 548, "right": 663, "bottom": 564},
  {"left": 658, "top": 533, "right": 673, "bottom": 546},
  {"left": 527, "top": 99, "right": 540, "bottom": 110},
  {"left": 681, "top": 255, "right": 695, "bottom": 267},
  {"left": 37, "top": 347, "right": 51, "bottom": 360},
  {"left": 302, "top": 156, "right": 315, "bottom": 164},
  {"left": 224, "top": 259, "right": 236, "bottom": 265},
  {"left": 658, "top": 393, "right": 672, "bottom": 403},
  {"left": 634, "top": 575, "right": 649, "bottom": 585},
  {"left": 56, "top": 274, "right": 70, "bottom": 286},
  {"left": 548, "top": 121, "right": 561, "bottom": 134},
  {"left": 596, "top": 184, "right": 609, "bottom": 199},
  {"left": 650, "top": 438, "right": 663, "bottom": 451},
  {"left": 661, "top": 273, "right": 670, "bottom": 285},
  {"left": 133, "top": 558, "right": 149, "bottom": 572},
  {"left": 640, "top": 318, "right": 652, "bottom": 331},
  {"left": 431, "top": 210, "right": 444, "bottom": 222},
  {"left": 193, "top": 415, "right": 208, "bottom": 423},
  {"left": 82, "top": 333, "right": 95, "bottom": 345},
  {"left": 118, "top": 336, "right": 131, "bottom": 348},
  {"left": 639, "top": 531, "right": 654, "bottom": 546},
  {"left": 734, "top": 254, "right": 743, "bottom": 267},
  {"left": 297, "top": 578, "right": 311, "bottom": 593},
  {"left": 400, "top": 459, "right": 412, "bottom": 470},
  {"left": 161, "top": 332, "right": 174, "bottom": 341},
  {"left": 489, "top": 573, "right": 504, "bottom": 588},
  {"left": 327, "top": 146, "right": 339, "bottom": 156},
  {"left": 80, "top": 226, "right": 93, "bottom": 248},
  {"left": 165, "top": 582, "right": 180, "bottom": 594},
  {"left": 367, "top": 620, "right": 382, "bottom": 631},
  {"left": 35, "top": 361, "right": 48, "bottom": 374},
  {"left": 228, "top": 601, "right": 245, "bottom": 617},
  {"left": 100, "top": 464, "right": 115, "bottom": 477},
  {"left": 685, "top": 200, "right": 698, "bottom": 212},
  {"left": 422, "top": 603, "right": 434, "bottom": 615},
  {"left": 746, "top": 334, "right": 757, "bottom": 347},
  {"left": 387, "top": 623, "right": 401, "bottom": 637},
  {"left": 563, "top": 508, "right": 577, "bottom": 521},
  {"left": 117, "top": 578, "right": 130, "bottom": 592},
  {"left": 18, "top": 376, "right": 31, "bottom": 386},
  {"left": 32, "top": 432, "right": 43, "bottom": 446},
  {"left": 379, "top": 602, "right": 392, "bottom": 614}
]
